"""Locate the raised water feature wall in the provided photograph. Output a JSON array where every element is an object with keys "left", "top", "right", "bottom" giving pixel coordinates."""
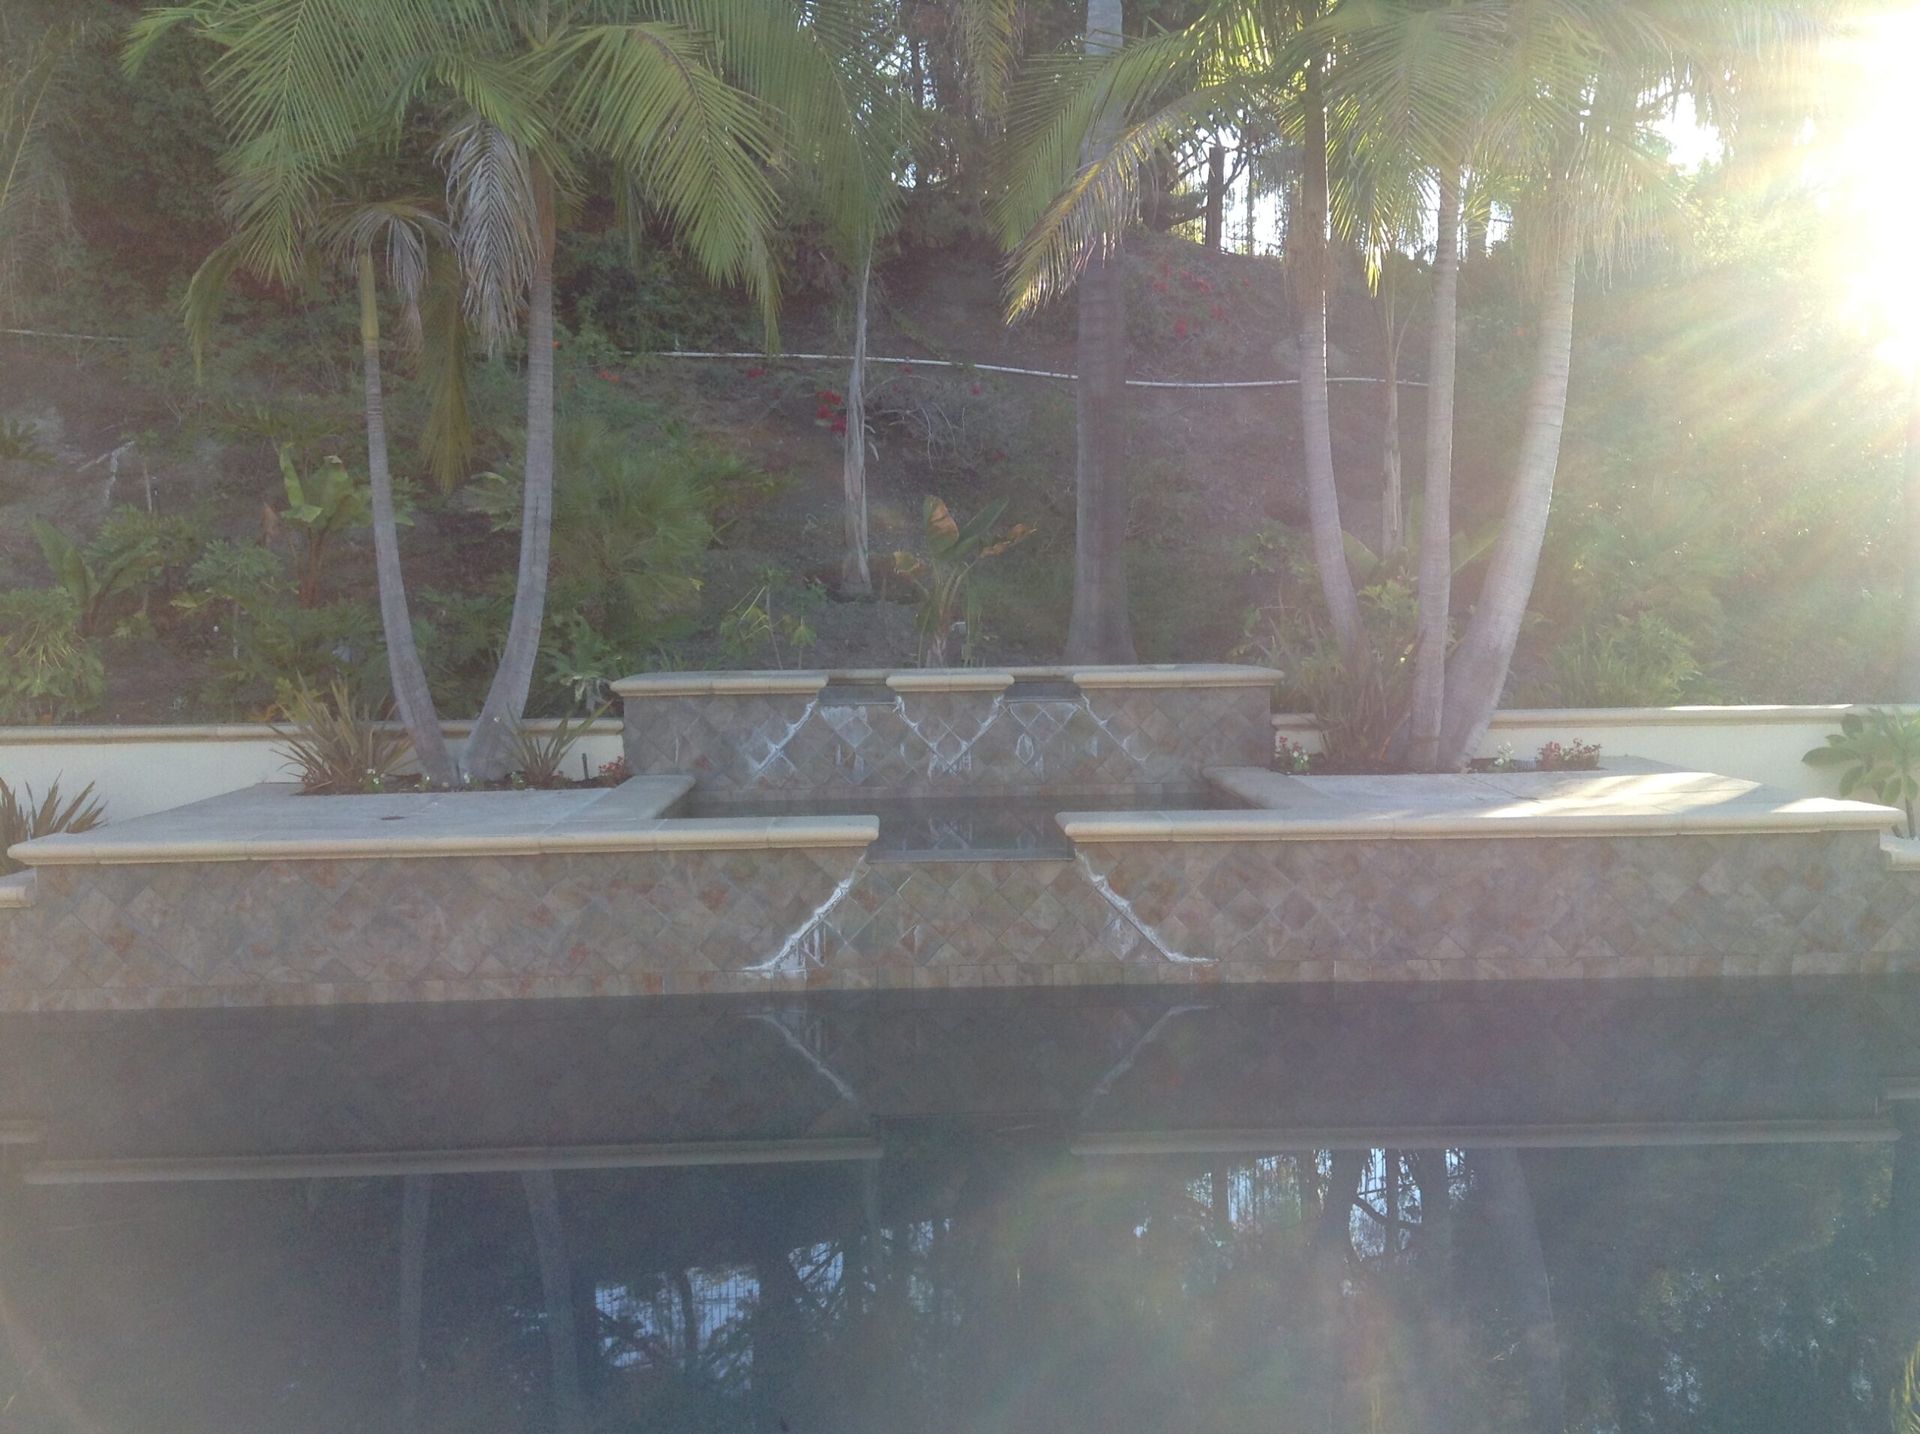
[
  {"left": 614, "top": 666, "right": 1278, "bottom": 795},
  {"left": 3, "top": 824, "right": 1916, "bottom": 1009}
]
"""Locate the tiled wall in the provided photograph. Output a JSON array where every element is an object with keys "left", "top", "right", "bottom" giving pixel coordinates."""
[
  {"left": 621, "top": 684, "right": 1275, "bottom": 794},
  {"left": 3, "top": 829, "right": 1915, "bottom": 1009}
]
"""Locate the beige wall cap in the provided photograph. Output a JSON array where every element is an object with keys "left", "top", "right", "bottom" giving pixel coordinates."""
[
  {"left": 885, "top": 670, "right": 1015, "bottom": 693},
  {"left": 1069, "top": 664, "right": 1283, "bottom": 690}
]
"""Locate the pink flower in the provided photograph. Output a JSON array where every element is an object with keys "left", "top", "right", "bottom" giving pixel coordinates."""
[
  {"left": 830, "top": 415, "right": 848, "bottom": 434},
  {"left": 1173, "top": 319, "right": 1189, "bottom": 340},
  {"left": 745, "top": 365, "right": 767, "bottom": 379}
]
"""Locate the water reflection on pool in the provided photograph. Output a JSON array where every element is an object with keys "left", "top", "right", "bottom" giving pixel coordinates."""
[{"left": 0, "top": 980, "right": 1914, "bottom": 1432}]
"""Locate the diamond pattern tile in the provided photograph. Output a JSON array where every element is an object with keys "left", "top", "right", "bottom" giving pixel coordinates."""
[{"left": 623, "top": 687, "right": 1273, "bottom": 794}]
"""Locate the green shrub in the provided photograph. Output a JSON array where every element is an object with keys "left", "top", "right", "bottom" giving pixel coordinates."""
[
  {"left": 0, "top": 589, "right": 103, "bottom": 722},
  {"left": 32, "top": 506, "right": 201, "bottom": 637},
  {"left": 1541, "top": 613, "right": 1700, "bottom": 708},
  {"left": 461, "top": 418, "right": 728, "bottom": 649}
]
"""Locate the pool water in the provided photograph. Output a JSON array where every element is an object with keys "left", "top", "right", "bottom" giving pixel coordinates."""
[{"left": 0, "top": 981, "right": 1914, "bottom": 1432}]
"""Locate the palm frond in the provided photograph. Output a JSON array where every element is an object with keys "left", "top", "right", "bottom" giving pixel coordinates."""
[
  {"left": 437, "top": 113, "right": 539, "bottom": 352},
  {"left": 551, "top": 20, "right": 783, "bottom": 339}
]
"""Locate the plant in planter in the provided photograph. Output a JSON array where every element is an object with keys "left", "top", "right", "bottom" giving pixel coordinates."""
[
  {"left": 506, "top": 706, "right": 608, "bottom": 789},
  {"left": 274, "top": 679, "right": 414, "bottom": 794},
  {"left": 1536, "top": 739, "right": 1601, "bottom": 771},
  {"left": 1804, "top": 708, "right": 1920, "bottom": 835},
  {"left": 0, "top": 778, "right": 105, "bottom": 875}
]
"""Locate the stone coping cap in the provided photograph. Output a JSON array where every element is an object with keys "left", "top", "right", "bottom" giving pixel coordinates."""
[
  {"left": 1067, "top": 663, "right": 1282, "bottom": 690},
  {"left": 1059, "top": 766, "right": 1899, "bottom": 843},
  {"left": 612, "top": 663, "right": 1281, "bottom": 697},
  {"left": 1273, "top": 703, "right": 1897, "bottom": 732},
  {"left": 9, "top": 779, "right": 878, "bottom": 866},
  {"left": 884, "top": 669, "right": 1014, "bottom": 692},
  {"left": 611, "top": 671, "right": 830, "bottom": 697}
]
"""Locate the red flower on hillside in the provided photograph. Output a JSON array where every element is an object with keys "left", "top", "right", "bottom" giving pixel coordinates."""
[
  {"left": 1173, "top": 319, "right": 1189, "bottom": 339},
  {"left": 830, "top": 415, "right": 848, "bottom": 434},
  {"left": 817, "top": 389, "right": 843, "bottom": 405},
  {"left": 744, "top": 365, "right": 766, "bottom": 378}
]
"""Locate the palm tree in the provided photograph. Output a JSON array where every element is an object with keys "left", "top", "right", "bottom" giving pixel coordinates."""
[
  {"left": 999, "top": 1, "right": 1445, "bottom": 674},
  {"left": 133, "top": 0, "right": 869, "bottom": 778},
  {"left": 153, "top": 190, "right": 465, "bottom": 785},
  {"left": 1064, "top": 0, "right": 1138, "bottom": 664}
]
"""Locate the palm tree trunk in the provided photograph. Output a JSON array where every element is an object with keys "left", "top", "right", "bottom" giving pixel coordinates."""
[
  {"left": 522, "top": 1169, "right": 586, "bottom": 1434},
  {"left": 396, "top": 1174, "right": 431, "bottom": 1434},
  {"left": 359, "top": 254, "right": 459, "bottom": 787},
  {"left": 1380, "top": 326, "right": 1402, "bottom": 556},
  {"left": 465, "top": 163, "right": 558, "bottom": 780},
  {"left": 842, "top": 246, "right": 873, "bottom": 595},
  {"left": 1436, "top": 219, "right": 1578, "bottom": 767},
  {"left": 1296, "top": 51, "right": 1368, "bottom": 668},
  {"left": 1405, "top": 163, "right": 1462, "bottom": 771},
  {"left": 1475, "top": 1148, "right": 1566, "bottom": 1433},
  {"left": 1902, "top": 370, "right": 1920, "bottom": 696},
  {"left": 1063, "top": 0, "right": 1136, "bottom": 665}
]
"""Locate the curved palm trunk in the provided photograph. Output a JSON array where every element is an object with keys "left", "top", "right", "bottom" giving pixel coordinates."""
[
  {"left": 1902, "top": 371, "right": 1920, "bottom": 696},
  {"left": 841, "top": 247, "right": 873, "bottom": 595},
  {"left": 522, "top": 1170, "right": 586, "bottom": 1434},
  {"left": 359, "top": 253, "right": 458, "bottom": 787},
  {"left": 465, "top": 164, "right": 557, "bottom": 781},
  {"left": 1405, "top": 164, "right": 1462, "bottom": 771},
  {"left": 1436, "top": 222, "right": 1578, "bottom": 767},
  {"left": 1297, "top": 53, "right": 1367, "bottom": 668},
  {"left": 1475, "top": 1148, "right": 1565, "bottom": 1433},
  {"left": 1063, "top": 0, "right": 1136, "bottom": 664},
  {"left": 396, "top": 1174, "right": 432, "bottom": 1434}
]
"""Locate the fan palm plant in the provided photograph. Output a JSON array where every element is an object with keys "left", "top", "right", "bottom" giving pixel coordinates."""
[{"left": 131, "top": 0, "right": 875, "bottom": 778}]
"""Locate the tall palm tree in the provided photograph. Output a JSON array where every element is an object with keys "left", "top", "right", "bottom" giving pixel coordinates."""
[
  {"left": 135, "top": 0, "right": 871, "bottom": 779},
  {"left": 1064, "top": 0, "right": 1138, "bottom": 664},
  {"left": 998, "top": 2, "right": 1350, "bottom": 666},
  {"left": 154, "top": 189, "right": 466, "bottom": 785}
]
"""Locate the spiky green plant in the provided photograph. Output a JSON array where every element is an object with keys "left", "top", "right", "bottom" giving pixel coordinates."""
[
  {"left": 0, "top": 777, "right": 105, "bottom": 875},
  {"left": 273, "top": 679, "right": 416, "bottom": 795},
  {"left": 506, "top": 705, "right": 608, "bottom": 789}
]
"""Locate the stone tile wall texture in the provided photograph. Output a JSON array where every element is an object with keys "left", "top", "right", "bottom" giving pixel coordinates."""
[
  {"left": 621, "top": 685, "right": 1275, "bottom": 794},
  {"left": 3, "top": 829, "right": 1919, "bottom": 1008}
]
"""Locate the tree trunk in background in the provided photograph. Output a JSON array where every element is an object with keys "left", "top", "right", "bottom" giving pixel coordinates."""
[
  {"left": 1890, "top": 1103, "right": 1920, "bottom": 1395},
  {"left": 1406, "top": 164, "right": 1462, "bottom": 770},
  {"left": 1436, "top": 220, "right": 1578, "bottom": 767},
  {"left": 522, "top": 1170, "right": 586, "bottom": 1434},
  {"left": 1064, "top": 0, "right": 1136, "bottom": 664},
  {"left": 842, "top": 247, "right": 874, "bottom": 595},
  {"left": 1475, "top": 1148, "right": 1566, "bottom": 1433},
  {"left": 1379, "top": 316, "right": 1403, "bottom": 557},
  {"left": 358, "top": 254, "right": 458, "bottom": 787},
  {"left": 1902, "top": 372, "right": 1920, "bottom": 696},
  {"left": 465, "top": 163, "right": 557, "bottom": 780},
  {"left": 1410, "top": 1150, "right": 1461, "bottom": 1434},
  {"left": 1203, "top": 144, "right": 1226, "bottom": 251},
  {"left": 396, "top": 1175, "right": 431, "bottom": 1434},
  {"left": 1296, "top": 53, "right": 1368, "bottom": 669},
  {"left": 1309, "top": 1149, "right": 1365, "bottom": 1432}
]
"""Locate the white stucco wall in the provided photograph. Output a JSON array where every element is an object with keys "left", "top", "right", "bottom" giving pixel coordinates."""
[
  {"left": 0, "top": 721, "right": 625, "bottom": 820},
  {"left": 1273, "top": 705, "right": 1877, "bottom": 800}
]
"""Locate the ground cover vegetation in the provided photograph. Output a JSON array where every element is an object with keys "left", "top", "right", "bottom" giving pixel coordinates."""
[{"left": 0, "top": 0, "right": 1911, "bottom": 773}]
